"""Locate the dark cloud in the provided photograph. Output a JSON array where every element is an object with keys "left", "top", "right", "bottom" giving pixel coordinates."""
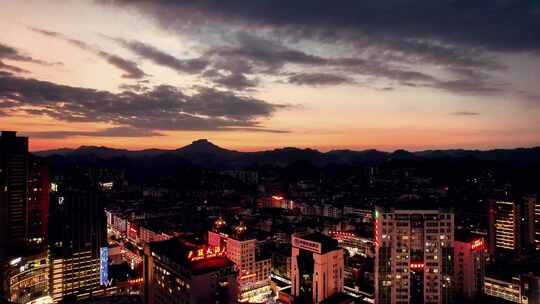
[
  {"left": 0, "top": 43, "right": 35, "bottom": 62},
  {"left": 29, "top": 27, "right": 146, "bottom": 79},
  {"left": 452, "top": 111, "right": 480, "bottom": 116},
  {"left": 98, "top": 0, "right": 524, "bottom": 95},
  {"left": 433, "top": 79, "right": 502, "bottom": 96},
  {"left": 0, "top": 75, "right": 287, "bottom": 133},
  {"left": 204, "top": 69, "right": 259, "bottom": 91},
  {"left": 114, "top": 39, "right": 208, "bottom": 74},
  {"left": 0, "top": 42, "right": 56, "bottom": 65},
  {"left": 0, "top": 70, "right": 13, "bottom": 77},
  {"left": 210, "top": 33, "right": 438, "bottom": 86},
  {"left": 99, "top": 0, "right": 540, "bottom": 53},
  {"left": 209, "top": 34, "right": 326, "bottom": 72},
  {"left": 23, "top": 127, "right": 163, "bottom": 139},
  {"left": 0, "top": 42, "right": 60, "bottom": 73},
  {"left": 118, "top": 82, "right": 150, "bottom": 92},
  {"left": 0, "top": 61, "right": 29, "bottom": 74},
  {"left": 287, "top": 73, "right": 354, "bottom": 86}
]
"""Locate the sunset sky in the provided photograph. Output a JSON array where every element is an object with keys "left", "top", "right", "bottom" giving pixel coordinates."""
[{"left": 1, "top": 0, "right": 539, "bottom": 152}]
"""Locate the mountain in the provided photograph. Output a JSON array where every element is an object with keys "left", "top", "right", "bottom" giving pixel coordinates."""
[
  {"left": 176, "top": 139, "right": 238, "bottom": 156},
  {"left": 33, "top": 140, "right": 540, "bottom": 167}
]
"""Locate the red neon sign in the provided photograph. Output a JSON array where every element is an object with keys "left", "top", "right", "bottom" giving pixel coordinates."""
[
  {"left": 410, "top": 262, "right": 424, "bottom": 270},
  {"left": 471, "top": 239, "right": 484, "bottom": 251},
  {"left": 187, "top": 245, "right": 226, "bottom": 262},
  {"left": 128, "top": 223, "right": 138, "bottom": 239}
]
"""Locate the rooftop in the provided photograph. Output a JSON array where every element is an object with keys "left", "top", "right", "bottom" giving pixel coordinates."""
[
  {"left": 297, "top": 232, "right": 340, "bottom": 254},
  {"left": 454, "top": 229, "right": 484, "bottom": 243},
  {"left": 148, "top": 238, "right": 235, "bottom": 275}
]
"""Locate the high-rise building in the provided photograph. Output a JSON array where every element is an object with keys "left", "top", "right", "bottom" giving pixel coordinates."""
[
  {"left": 488, "top": 200, "right": 521, "bottom": 255},
  {"left": 0, "top": 131, "right": 29, "bottom": 261},
  {"left": 453, "top": 232, "right": 485, "bottom": 300},
  {"left": 48, "top": 174, "right": 108, "bottom": 302},
  {"left": 27, "top": 157, "right": 49, "bottom": 243},
  {"left": 208, "top": 219, "right": 272, "bottom": 303},
  {"left": 143, "top": 238, "right": 238, "bottom": 304},
  {"left": 374, "top": 207, "right": 454, "bottom": 304},
  {"left": 290, "top": 232, "right": 344, "bottom": 304},
  {"left": 523, "top": 195, "right": 540, "bottom": 251}
]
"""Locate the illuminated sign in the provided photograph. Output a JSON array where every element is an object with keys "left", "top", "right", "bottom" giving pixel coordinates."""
[
  {"left": 187, "top": 245, "right": 226, "bottom": 262},
  {"left": 471, "top": 239, "right": 484, "bottom": 251},
  {"left": 128, "top": 277, "right": 144, "bottom": 285},
  {"left": 128, "top": 223, "right": 138, "bottom": 239},
  {"left": 292, "top": 236, "right": 322, "bottom": 254},
  {"left": 329, "top": 230, "right": 356, "bottom": 237},
  {"left": 272, "top": 195, "right": 284, "bottom": 200},
  {"left": 100, "top": 182, "right": 114, "bottom": 191},
  {"left": 100, "top": 247, "right": 109, "bottom": 285},
  {"left": 410, "top": 262, "right": 424, "bottom": 270}
]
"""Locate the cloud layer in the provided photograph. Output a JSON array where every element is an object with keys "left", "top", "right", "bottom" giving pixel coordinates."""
[
  {"left": 30, "top": 28, "right": 146, "bottom": 79},
  {"left": 0, "top": 74, "right": 288, "bottom": 135},
  {"left": 97, "top": 0, "right": 539, "bottom": 95}
]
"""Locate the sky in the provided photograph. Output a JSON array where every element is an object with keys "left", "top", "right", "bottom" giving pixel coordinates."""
[{"left": 0, "top": 0, "right": 539, "bottom": 152}]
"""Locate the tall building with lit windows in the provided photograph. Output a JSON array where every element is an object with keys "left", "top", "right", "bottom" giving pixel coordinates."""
[
  {"left": 453, "top": 232, "right": 485, "bottom": 301},
  {"left": 374, "top": 207, "right": 454, "bottom": 304},
  {"left": 535, "top": 197, "right": 540, "bottom": 251},
  {"left": 488, "top": 200, "right": 521, "bottom": 255},
  {"left": 48, "top": 174, "right": 108, "bottom": 302},
  {"left": 208, "top": 219, "right": 272, "bottom": 303},
  {"left": 0, "top": 131, "right": 29, "bottom": 261},
  {"left": 523, "top": 195, "right": 540, "bottom": 251},
  {"left": 27, "top": 157, "right": 49, "bottom": 243}
]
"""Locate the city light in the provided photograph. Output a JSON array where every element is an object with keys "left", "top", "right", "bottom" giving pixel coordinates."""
[{"left": 9, "top": 257, "right": 22, "bottom": 266}]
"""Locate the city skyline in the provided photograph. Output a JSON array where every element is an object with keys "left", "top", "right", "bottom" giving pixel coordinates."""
[{"left": 1, "top": 0, "right": 540, "bottom": 152}]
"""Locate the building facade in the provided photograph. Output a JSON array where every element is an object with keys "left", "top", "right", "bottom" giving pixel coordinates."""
[
  {"left": 143, "top": 238, "right": 238, "bottom": 304},
  {"left": 291, "top": 233, "right": 344, "bottom": 304},
  {"left": 27, "top": 157, "right": 49, "bottom": 244},
  {"left": 329, "top": 230, "right": 375, "bottom": 258},
  {"left": 453, "top": 236, "right": 485, "bottom": 300},
  {"left": 208, "top": 221, "right": 272, "bottom": 303},
  {"left": 48, "top": 175, "right": 107, "bottom": 302},
  {"left": 374, "top": 207, "right": 454, "bottom": 304},
  {"left": 488, "top": 200, "right": 521, "bottom": 255},
  {"left": 0, "top": 131, "right": 29, "bottom": 261},
  {"left": 0, "top": 251, "right": 51, "bottom": 304}
]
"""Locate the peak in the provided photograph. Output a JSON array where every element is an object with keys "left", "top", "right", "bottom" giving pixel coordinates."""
[
  {"left": 192, "top": 139, "right": 212, "bottom": 145},
  {"left": 177, "top": 139, "right": 235, "bottom": 154}
]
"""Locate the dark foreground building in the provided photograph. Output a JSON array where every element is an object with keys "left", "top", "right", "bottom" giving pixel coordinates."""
[
  {"left": 48, "top": 174, "right": 108, "bottom": 302},
  {"left": 0, "top": 131, "right": 29, "bottom": 261},
  {"left": 143, "top": 238, "right": 238, "bottom": 304}
]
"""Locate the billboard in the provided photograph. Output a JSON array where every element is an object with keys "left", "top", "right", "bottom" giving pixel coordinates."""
[{"left": 100, "top": 247, "right": 109, "bottom": 285}]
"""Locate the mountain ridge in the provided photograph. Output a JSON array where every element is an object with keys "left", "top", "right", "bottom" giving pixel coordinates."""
[{"left": 33, "top": 139, "right": 540, "bottom": 166}]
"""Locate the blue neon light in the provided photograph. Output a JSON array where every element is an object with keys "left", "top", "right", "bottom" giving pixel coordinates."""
[{"left": 100, "top": 247, "right": 109, "bottom": 285}]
